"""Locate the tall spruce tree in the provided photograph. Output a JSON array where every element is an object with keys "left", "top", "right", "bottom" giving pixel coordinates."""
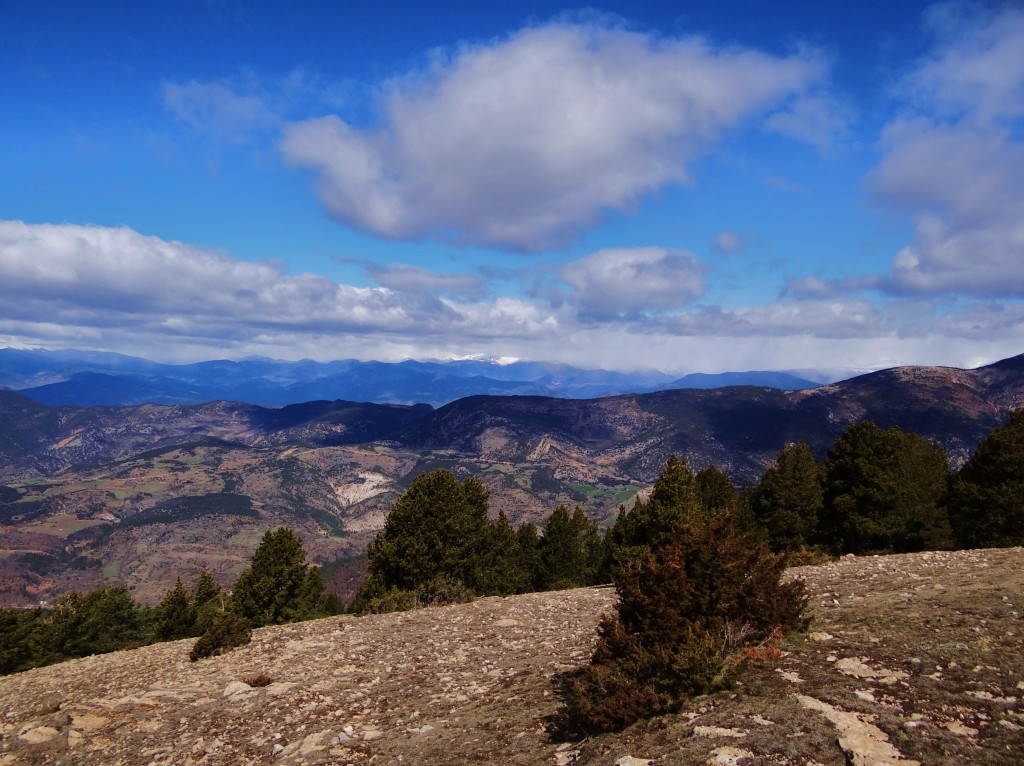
[
  {"left": 477, "top": 510, "right": 532, "bottom": 595},
  {"left": 191, "top": 571, "right": 225, "bottom": 634},
  {"left": 514, "top": 521, "right": 543, "bottom": 592},
  {"left": 695, "top": 465, "right": 737, "bottom": 518},
  {"left": 154, "top": 577, "right": 195, "bottom": 641}
]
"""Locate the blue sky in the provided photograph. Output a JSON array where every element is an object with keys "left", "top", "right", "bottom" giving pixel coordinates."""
[{"left": 1, "top": 1, "right": 1022, "bottom": 375}]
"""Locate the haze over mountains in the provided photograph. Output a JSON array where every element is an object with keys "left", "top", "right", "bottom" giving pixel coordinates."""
[{"left": 0, "top": 348, "right": 821, "bottom": 408}]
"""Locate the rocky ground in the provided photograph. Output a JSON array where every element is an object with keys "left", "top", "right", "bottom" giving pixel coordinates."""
[{"left": 2, "top": 547, "right": 1022, "bottom": 765}]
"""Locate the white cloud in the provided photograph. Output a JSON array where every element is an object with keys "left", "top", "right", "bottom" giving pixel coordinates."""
[
  {"left": 764, "top": 92, "right": 850, "bottom": 154},
  {"left": 654, "top": 297, "right": 891, "bottom": 340},
  {"left": 0, "top": 220, "right": 451, "bottom": 341},
  {"left": 280, "top": 21, "right": 834, "bottom": 251},
  {"left": 781, "top": 274, "right": 879, "bottom": 299},
  {"left": 2, "top": 221, "right": 1021, "bottom": 376},
  {"left": 559, "top": 247, "right": 706, "bottom": 320},
  {"left": 871, "top": 5, "right": 1024, "bottom": 297},
  {"left": 782, "top": 276, "right": 840, "bottom": 299},
  {"left": 907, "top": 3, "right": 1024, "bottom": 125}
]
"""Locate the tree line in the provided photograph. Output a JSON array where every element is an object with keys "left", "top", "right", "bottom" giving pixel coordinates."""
[
  {"left": 0, "top": 527, "right": 341, "bottom": 675},
  {"left": 356, "top": 409, "right": 1024, "bottom": 610},
  {"left": 2, "top": 408, "right": 1022, "bottom": 677},
  {"left": 751, "top": 410, "right": 1024, "bottom": 556}
]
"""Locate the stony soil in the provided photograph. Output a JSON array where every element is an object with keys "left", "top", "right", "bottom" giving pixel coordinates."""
[{"left": 2, "top": 548, "right": 1022, "bottom": 765}]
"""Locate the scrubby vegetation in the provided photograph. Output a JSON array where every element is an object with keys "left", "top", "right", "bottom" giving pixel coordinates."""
[
  {"left": 558, "top": 458, "right": 808, "bottom": 734},
  {"left": 189, "top": 612, "right": 253, "bottom": 662}
]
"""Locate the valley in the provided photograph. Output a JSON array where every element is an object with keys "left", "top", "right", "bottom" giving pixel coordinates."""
[{"left": 1, "top": 353, "right": 1023, "bottom": 606}]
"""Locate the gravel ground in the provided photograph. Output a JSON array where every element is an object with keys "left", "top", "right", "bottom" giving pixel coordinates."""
[{"left": 2, "top": 547, "right": 1022, "bottom": 765}]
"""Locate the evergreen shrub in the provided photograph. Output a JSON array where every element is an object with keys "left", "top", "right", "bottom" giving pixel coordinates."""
[
  {"left": 189, "top": 612, "right": 252, "bottom": 661},
  {"left": 559, "top": 511, "right": 807, "bottom": 734}
]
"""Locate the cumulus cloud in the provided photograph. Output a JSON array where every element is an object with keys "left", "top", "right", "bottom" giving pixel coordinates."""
[
  {"left": 764, "top": 92, "right": 851, "bottom": 154},
  {"left": 781, "top": 275, "right": 879, "bottom": 299},
  {"left": 280, "top": 21, "right": 835, "bottom": 251},
  {"left": 652, "top": 297, "right": 891, "bottom": 340},
  {"left": 0, "top": 220, "right": 457, "bottom": 344},
  {"left": 871, "top": 5, "right": 1024, "bottom": 297},
  {"left": 4, "top": 220, "right": 1022, "bottom": 375},
  {"left": 906, "top": 3, "right": 1024, "bottom": 124},
  {"left": 559, "top": 247, "right": 706, "bottom": 320}
]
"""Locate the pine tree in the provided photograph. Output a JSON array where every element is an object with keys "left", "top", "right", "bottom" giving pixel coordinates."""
[
  {"left": 0, "top": 608, "right": 53, "bottom": 675},
  {"left": 356, "top": 470, "right": 493, "bottom": 605},
  {"left": 606, "top": 454, "right": 702, "bottom": 564},
  {"left": 231, "top": 528, "right": 320, "bottom": 627},
  {"left": 514, "top": 521, "right": 543, "bottom": 592},
  {"left": 752, "top": 441, "right": 823, "bottom": 552},
  {"left": 51, "top": 585, "right": 145, "bottom": 658},
  {"left": 695, "top": 465, "right": 736, "bottom": 517},
  {"left": 819, "top": 422, "right": 951, "bottom": 553},
  {"left": 948, "top": 409, "right": 1024, "bottom": 548},
  {"left": 154, "top": 577, "right": 195, "bottom": 641},
  {"left": 191, "top": 571, "right": 225, "bottom": 634},
  {"left": 477, "top": 510, "right": 532, "bottom": 595},
  {"left": 538, "top": 506, "right": 604, "bottom": 590}
]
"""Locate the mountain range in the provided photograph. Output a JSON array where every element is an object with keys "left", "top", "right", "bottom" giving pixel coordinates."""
[
  {"left": 0, "top": 347, "right": 821, "bottom": 407},
  {"left": 1, "top": 352, "right": 1022, "bottom": 606}
]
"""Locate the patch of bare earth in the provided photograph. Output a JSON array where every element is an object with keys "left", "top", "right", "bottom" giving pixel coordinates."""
[{"left": 2, "top": 548, "right": 1022, "bottom": 765}]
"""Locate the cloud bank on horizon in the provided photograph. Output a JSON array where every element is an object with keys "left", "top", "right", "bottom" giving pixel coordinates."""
[{"left": 1, "top": 2, "right": 1022, "bottom": 375}]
